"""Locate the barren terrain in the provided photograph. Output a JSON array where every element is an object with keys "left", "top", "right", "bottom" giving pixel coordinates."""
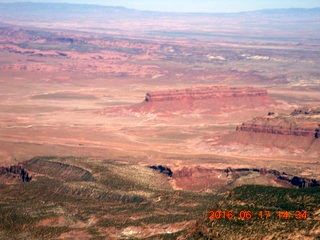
[{"left": 0, "top": 3, "right": 319, "bottom": 239}]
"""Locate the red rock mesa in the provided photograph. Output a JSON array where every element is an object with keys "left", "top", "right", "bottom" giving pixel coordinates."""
[
  {"left": 230, "top": 108, "right": 320, "bottom": 155},
  {"left": 129, "top": 85, "right": 276, "bottom": 114},
  {"left": 144, "top": 86, "right": 268, "bottom": 102}
]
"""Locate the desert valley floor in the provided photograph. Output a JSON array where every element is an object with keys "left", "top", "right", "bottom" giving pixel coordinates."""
[{"left": 0, "top": 3, "right": 319, "bottom": 240}]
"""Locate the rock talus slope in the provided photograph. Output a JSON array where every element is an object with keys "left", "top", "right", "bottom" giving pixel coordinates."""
[
  {"left": 229, "top": 108, "right": 320, "bottom": 156},
  {"left": 125, "top": 86, "right": 278, "bottom": 116}
]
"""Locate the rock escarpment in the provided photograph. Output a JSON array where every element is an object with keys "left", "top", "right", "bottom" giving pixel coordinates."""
[
  {"left": 171, "top": 166, "right": 320, "bottom": 191},
  {"left": 144, "top": 86, "right": 268, "bottom": 102},
  {"left": 24, "top": 157, "right": 94, "bottom": 182},
  {"left": 0, "top": 165, "right": 32, "bottom": 184},
  {"left": 236, "top": 107, "right": 320, "bottom": 137},
  {"left": 224, "top": 167, "right": 320, "bottom": 188},
  {"left": 101, "top": 85, "right": 281, "bottom": 122},
  {"left": 230, "top": 107, "right": 320, "bottom": 155},
  {"left": 236, "top": 122, "right": 315, "bottom": 137},
  {"left": 127, "top": 85, "right": 277, "bottom": 117}
]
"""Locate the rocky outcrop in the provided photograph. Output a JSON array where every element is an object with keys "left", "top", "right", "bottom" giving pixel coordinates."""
[
  {"left": 0, "top": 165, "right": 32, "bottom": 184},
  {"left": 224, "top": 167, "right": 320, "bottom": 188},
  {"left": 116, "top": 85, "right": 278, "bottom": 119},
  {"left": 291, "top": 106, "right": 320, "bottom": 116},
  {"left": 236, "top": 107, "right": 320, "bottom": 138},
  {"left": 171, "top": 166, "right": 319, "bottom": 191},
  {"left": 144, "top": 86, "right": 268, "bottom": 102},
  {"left": 149, "top": 165, "right": 173, "bottom": 177},
  {"left": 236, "top": 123, "right": 315, "bottom": 137},
  {"left": 201, "top": 109, "right": 320, "bottom": 160}
]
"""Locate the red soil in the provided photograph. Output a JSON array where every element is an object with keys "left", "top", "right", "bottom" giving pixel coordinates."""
[
  {"left": 211, "top": 109, "right": 320, "bottom": 158},
  {"left": 102, "top": 85, "right": 278, "bottom": 119}
]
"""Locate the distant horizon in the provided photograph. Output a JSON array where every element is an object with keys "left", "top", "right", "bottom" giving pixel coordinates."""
[{"left": 1, "top": 0, "right": 320, "bottom": 13}]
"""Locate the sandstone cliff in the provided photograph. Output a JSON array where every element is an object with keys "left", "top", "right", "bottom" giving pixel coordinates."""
[
  {"left": 144, "top": 86, "right": 268, "bottom": 102},
  {"left": 236, "top": 108, "right": 320, "bottom": 138},
  {"left": 229, "top": 107, "right": 320, "bottom": 156},
  {"left": 121, "top": 85, "right": 278, "bottom": 120},
  {"left": 236, "top": 122, "right": 315, "bottom": 137}
]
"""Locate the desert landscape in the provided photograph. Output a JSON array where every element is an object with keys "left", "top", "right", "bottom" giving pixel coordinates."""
[{"left": 0, "top": 2, "right": 319, "bottom": 239}]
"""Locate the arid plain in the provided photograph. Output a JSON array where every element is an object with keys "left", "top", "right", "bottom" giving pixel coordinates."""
[{"left": 0, "top": 3, "right": 320, "bottom": 239}]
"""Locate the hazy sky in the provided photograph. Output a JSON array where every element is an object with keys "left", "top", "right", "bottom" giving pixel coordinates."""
[{"left": 3, "top": 0, "right": 320, "bottom": 12}]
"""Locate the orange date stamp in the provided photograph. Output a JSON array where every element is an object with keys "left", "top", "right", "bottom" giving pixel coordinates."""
[{"left": 208, "top": 210, "right": 308, "bottom": 220}]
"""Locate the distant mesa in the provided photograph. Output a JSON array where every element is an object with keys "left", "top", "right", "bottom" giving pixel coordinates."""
[
  {"left": 143, "top": 85, "right": 268, "bottom": 102},
  {"left": 220, "top": 107, "right": 320, "bottom": 156},
  {"left": 105, "top": 85, "right": 278, "bottom": 118},
  {"left": 236, "top": 107, "right": 320, "bottom": 138},
  {"left": 236, "top": 122, "right": 317, "bottom": 137}
]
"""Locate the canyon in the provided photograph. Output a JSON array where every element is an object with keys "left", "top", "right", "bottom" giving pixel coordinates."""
[
  {"left": 171, "top": 166, "right": 320, "bottom": 191},
  {"left": 0, "top": 2, "right": 319, "bottom": 240}
]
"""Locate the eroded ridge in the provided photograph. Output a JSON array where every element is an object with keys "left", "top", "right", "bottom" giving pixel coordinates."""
[{"left": 24, "top": 157, "right": 95, "bottom": 182}]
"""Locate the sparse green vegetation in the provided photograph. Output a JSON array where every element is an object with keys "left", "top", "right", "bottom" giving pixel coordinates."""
[
  {"left": 232, "top": 185, "right": 320, "bottom": 210},
  {"left": 186, "top": 185, "right": 320, "bottom": 239},
  {"left": 0, "top": 3, "right": 319, "bottom": 239},
  {"left": 0, "top": 157, "right": 319, "bottom": 239},
  {"left": 0, "top": 157, "right": 220, "bottom": 239}
]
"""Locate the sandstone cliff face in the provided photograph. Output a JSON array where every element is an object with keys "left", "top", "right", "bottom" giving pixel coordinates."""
[
  {"left": 101, "top": 85, "right": 280, "bottom": 121},
  {"left": 236, "top": 110, "right": 320, "bottom": 138},
  {"left": 236, "top": 123, "right": 314, "bottom": 137},
  {"left": 144, "top": 86, "right": 268, "bottom": 102},
  {"left": 122, "top": 85, "right": 276, "bottom": 119},
  {"left": 228, "top": 108, "right": 320, "bottom": 156},
  {"left": 101, "top": 85, "right": 283, "bottom": 124}
]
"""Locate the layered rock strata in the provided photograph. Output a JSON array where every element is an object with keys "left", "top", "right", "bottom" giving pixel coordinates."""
[
  {"left": 236, "top": 108, "right": 320, "bottom": 139},
  {"left": 121, "top": 85, "right": 277, "bottom": 118},
  {"left": 229, "top": 107, "right": 320, "bottom": 155},
  {"left": 144, "top": 86, "right": 268, "bottom": 102},
  {"left": 236, "top": 123, "right": 316, "bottom": 137}
]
